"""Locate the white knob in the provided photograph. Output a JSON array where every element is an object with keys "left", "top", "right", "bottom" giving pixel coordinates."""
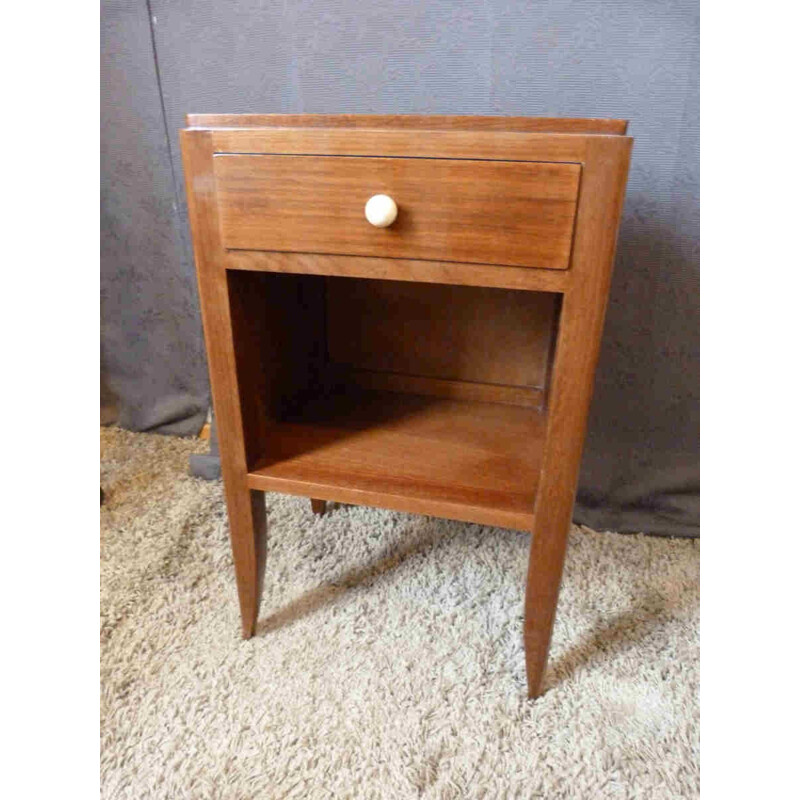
[{"left": 365, "top": 194, "right": 398, "bottom": 228}]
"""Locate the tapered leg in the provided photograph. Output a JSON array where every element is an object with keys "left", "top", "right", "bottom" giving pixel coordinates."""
[
  {"left": 519, "top": 137, "right": 631, "bottom": 698},
  {"left": 181, "top": 131, "right": 274, "bottom": 641},
  {"left": 523, "top": 510, "right": 572, "bottom": 698},
  {"left": 310, "top": 498, "right": 326, "bottom": 516},
  {"left": 226, "top": 485, "right": 267, "bottom": 638}
]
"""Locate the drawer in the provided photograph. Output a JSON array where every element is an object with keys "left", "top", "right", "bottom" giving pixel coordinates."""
[{"left": 213, "top": 155, "right": 581, "bottom": 270}]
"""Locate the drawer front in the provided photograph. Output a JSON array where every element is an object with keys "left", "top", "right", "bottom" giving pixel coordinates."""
[{"left": 214, "top": 155, "right": 581, "bottom": 270}]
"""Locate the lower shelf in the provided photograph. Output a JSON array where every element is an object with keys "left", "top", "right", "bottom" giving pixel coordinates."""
[{"left": 247, "top": 389, "right": 546, "bottom": 531}]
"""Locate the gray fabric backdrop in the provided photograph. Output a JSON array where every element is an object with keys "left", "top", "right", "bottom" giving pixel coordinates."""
[{"left": 101, "top": 0, "right": 699, "bottom": 536}]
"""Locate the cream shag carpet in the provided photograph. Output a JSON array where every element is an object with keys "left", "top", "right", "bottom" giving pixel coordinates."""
[{"left": 100, "top": 427, "right": 699, "bottom": 799}]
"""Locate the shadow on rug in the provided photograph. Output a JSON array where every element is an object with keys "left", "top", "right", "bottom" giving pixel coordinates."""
[{"left": 101, "top": 427, "right": 699, "bottom": 799}]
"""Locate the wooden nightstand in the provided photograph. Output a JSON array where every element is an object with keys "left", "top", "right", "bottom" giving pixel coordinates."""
[{"left": 181, "top": 115, "right": 632, "bottom": 698}]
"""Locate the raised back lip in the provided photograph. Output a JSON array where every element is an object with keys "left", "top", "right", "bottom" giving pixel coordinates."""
[{"left": 184, "top": 113, "right": 628, "bottom": 136}]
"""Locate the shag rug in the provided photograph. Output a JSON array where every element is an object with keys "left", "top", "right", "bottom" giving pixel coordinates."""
[{"left": 100, "top": 427, "right": 699, "bottom": 799}]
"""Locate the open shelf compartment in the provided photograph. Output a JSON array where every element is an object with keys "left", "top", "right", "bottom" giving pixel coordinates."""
[
  {"left": 247, "top": 387, "right": 545, "bottom": 531},
  {"left": 229, "top": 269, "right": 559, "bottom": 532}
]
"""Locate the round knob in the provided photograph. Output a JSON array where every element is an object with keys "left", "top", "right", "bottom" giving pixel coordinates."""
[{"left": 365, "top": 194, "right": 398, "bottom": 228}]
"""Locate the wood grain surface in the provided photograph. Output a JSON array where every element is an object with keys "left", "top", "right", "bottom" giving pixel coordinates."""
[
  {"left": 214, "top": 154, "right": 580, "bottom": 269},
  {"left": 523, "top": 135, "right": 633, "bottom": 697},
  {"left": 225, "top": 250, "right": 572, "bottom": 293},
  {"left": 248, "top": 389, "right": 544, "bottom": 531},
  {"left": 325, "top": 278, "right": 557, "bottom": 389},
  {"left": 180, "top": 130, "right": 268, "bottom": 639},
  {"left": 187, "top": 113, "right": 628, "bottom": 135}
]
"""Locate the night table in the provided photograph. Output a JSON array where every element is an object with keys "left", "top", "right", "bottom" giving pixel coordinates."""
[{"left": 181, "top": 114, "right": 632, "bottom": 698}]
